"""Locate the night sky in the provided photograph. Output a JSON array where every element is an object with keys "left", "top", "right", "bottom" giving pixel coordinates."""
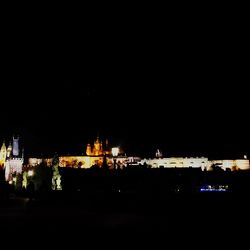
[{"left": 1, "top": 7, "right": 249, "bottom": 159}]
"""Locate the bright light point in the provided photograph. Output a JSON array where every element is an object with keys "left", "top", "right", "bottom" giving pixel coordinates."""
[
  {"left": 111, "top": 147, "right": 119, "bottom": 157},
  {"left": 28, "top": 170, "right": 34, "bottom": 177},
  {"left": 9, "top": 181, "right": 13, "bottom": 184},
  {"left": 200, "top": 185, "right": 229, "bottom": 192}
]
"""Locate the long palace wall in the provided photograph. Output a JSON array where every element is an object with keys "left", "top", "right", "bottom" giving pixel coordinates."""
[
  {"left": 28, "top": 156, "right": 250, "bottom": 171},
  {"left": 139, "top": 157, "right": 250, "bottom": 170}
]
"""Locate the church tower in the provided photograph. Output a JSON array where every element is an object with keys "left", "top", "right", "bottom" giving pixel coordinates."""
[
  {"left": 7, "top": 143, "right": 12, "bottom": 158},
  {"left": 93, "top": 136, "right": 103, "bottom": 156},
  {"left": 104, "top": 138, "right": 110, "bottom": 155},
  {"left": 12, "top": 136, "right": 19, "bottom": 156},
  {"left": 0, "top": 142, "right": 7, "bottom": 167},
  {"left": 86, "top": 136, "right": 106, "bottom": 156}
]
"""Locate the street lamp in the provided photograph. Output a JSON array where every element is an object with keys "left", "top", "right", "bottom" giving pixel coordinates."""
[
  {"left": 28, "top": 170, "right": 34, "bottom": 177},
  {"left": 111, "top": 147, "right": 119, "bottom": 170}
]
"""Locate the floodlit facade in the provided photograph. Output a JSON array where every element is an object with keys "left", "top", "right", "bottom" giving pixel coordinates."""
[
  {"left": 59, "top": 155, "right": 128, "bottom": 169},
  {"left": 24, "top": 137, "right": 250, "bottom": 171},
  {"left": 139, "top": 157, "right": 208, "bottom": 170},
  {"left": 0, "top": 142, "right": 7, "bottom": 168},
  {"left": 86, "top": 137, "right": 110, "bottom": 156},
  {"left": 58, "top": 136, "right": 127, "bottom": 168},
  {"left": 27, "top": 154, "right": 250, "bottom": 171},
  {"left": 139, "top": 157, "right": 250, "bottom": 171},
  {"left": 234, "top": 160, "right": 249, "bottom": 170},
  {"left": 208, "top": 159, "right": 250, "bottom": 170},
  {"left": 0, "top": 137, "right": 24, "bottom": 181},
  {"left": 28, "top": 158, "right": 53, "bottom": 167},
  {"left": 28, "top": 156, "right": 136, "bottom": 169},
  {"left": 59, "top": 156, "right": 104, "bottom": 168}
]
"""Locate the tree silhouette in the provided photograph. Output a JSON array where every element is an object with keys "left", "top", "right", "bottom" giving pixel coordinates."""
[
  {"left": 33, "top": 162, "right": 52, "bottom": 191},
  {"left": 52, "top": 153, "right": 62, "bottom": 190}
]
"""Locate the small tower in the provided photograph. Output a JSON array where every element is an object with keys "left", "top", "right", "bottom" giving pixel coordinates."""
[
  {"left": 94, "top": 137, "right": 100, "bottom": 152},
  {"left": 93, "top": 136, "right": 103, "bottom": 156},
  {"left": 86, "top": 143, "right": 92, "bottom": 156},
  {"left": 0, "top": 142, "right": 7, "bottom": 159},
  {"left": 156, "top": 149, "right": 162, "bottom": 158},
  {"left": 0, "top": 142, "right": 7, "bottom": 167},
  {"left": 7, "top": 143, "right": 12, "bottom": 158},
  {"left": 12, "top": 136, "right": 19, "bottom": 157},
  {"left": 104, "top": 138, "right": 110, "bottom": 155}
]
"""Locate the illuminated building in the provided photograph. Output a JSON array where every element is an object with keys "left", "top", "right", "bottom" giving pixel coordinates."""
[
  {"left": 208, "top": 159, "right": 250, "bottom": 171},
  {"left": 0, "top": 142, "right": 7, "bottom": 168},
  {"left": 28, "top": 158, "right": 53, "bottom": 167},
  {"left": 1, "top": 137, "right": 24, "bottom": 181},
  {"left": 57, "top": 137, "right": 129, "bottom": 169},
  {"left": 59, "top": 156, "right": 104, "bottom": 168},
  {"left": 139, "top": 156, "right": 250, "bottom": 171},
  {"left": 139, "top": 157, "right": 209, "bottom": 170},
  {"left": 59, "top": 137, "right": 107, "bottom": 168},
  {"left": 25, "top": 136, "right": 250, "bottom": 171},
  {"left": 58, "top": 155, "right": 129, "bottom": 169},
  {"left": 86, "top": 137, "right": 110, "bottom": 156},
  {"left": 28, "top": 137, "right": 130, "bottom": 169},
  {"left": 29, "top": 155, "right": 133, "bottom": 169}
]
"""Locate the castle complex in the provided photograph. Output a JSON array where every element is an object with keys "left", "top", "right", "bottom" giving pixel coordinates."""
[
  {"left": 138, "top": 156, "right": 250, "bottom": 171},
  {"left": 27, "top": 137, "right": 250, "bottom": 171},
  {"left": 1, "top": 136, "right": 250, "bottom": 180}
]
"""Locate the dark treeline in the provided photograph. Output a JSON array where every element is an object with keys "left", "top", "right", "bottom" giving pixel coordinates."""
[
  {"left": 2, "top": 166, "right": 250, "bottom": 198},
  {"left": 59, "top": 167, "right": 250, "bottom": 195}
]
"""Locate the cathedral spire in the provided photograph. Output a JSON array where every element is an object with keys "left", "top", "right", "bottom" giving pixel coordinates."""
[
  {"left": 7, "top": 142, "right": 12, "bottom": 158},
  {"left": 0, "top": 141, "right": 7, "bottom": 168}
]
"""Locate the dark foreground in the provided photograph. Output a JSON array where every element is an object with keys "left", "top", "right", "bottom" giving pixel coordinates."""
[
  {"left": 1, "top": 167, "right": 250, "bottom": 247},
  {"left": 1, "top": 190, "right": 249, "bottom": 245}
]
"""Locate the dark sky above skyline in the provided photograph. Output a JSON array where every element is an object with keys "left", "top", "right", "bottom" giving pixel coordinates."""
[{"left": 1, "top": 6, "right": 249, "bottom": 159}]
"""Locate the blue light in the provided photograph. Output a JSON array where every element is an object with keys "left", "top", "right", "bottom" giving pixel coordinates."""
[{"left": 200, "top": 185, "right": 228, "bottom": 192}]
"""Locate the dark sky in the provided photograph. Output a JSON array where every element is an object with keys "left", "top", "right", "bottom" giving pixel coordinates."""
[{"left": 0, "top": 6, "right": 249, "bottom": 159}]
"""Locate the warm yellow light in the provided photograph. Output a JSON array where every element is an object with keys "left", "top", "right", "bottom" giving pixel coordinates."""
[
  {"left": 111, "top": 147, "right": 119, "bottom": 157},
  {"left": 9, "top": 180, "right": 13, "bottom": 184},
  {"left": 28, "top": 170, "right": 34, "bottom": 177}
]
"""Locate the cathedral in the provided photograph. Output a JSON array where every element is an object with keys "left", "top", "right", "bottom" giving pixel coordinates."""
[
  {"left": 58, "top": 136, "right": 115, "bottom": 168},
  {"left": 0, "top": 137, "right": 24, "bottom": 181},
  {"left": 86, "top": 137, "right": 110, "bottom": 156}
]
